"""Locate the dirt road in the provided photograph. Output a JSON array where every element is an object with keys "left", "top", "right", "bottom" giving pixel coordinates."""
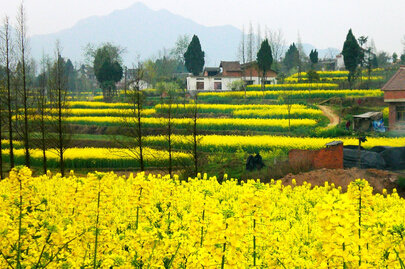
[{"left": 319, "top": 105, "right": 340, "bottom": 128}]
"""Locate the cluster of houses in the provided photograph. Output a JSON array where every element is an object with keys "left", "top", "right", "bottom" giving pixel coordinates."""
[{"left": 186, "top": 61, "right": 277, "bottom": 92}]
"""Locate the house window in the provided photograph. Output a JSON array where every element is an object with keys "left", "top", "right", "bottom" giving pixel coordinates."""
[
  {"left": 245, "top": 80, "right": 254, "bottom": 85},
  {"left": 264, "top": 80, "right": 274, "bottom": 85},
  {"left": 214, "top": 82, "right": 222, "bottom": 90},
  {"left": 196, "top": 82, "right": 204, "bottom": 90},
  {"left": 397, "top": 106, "right": 405, "bottom": 121}
]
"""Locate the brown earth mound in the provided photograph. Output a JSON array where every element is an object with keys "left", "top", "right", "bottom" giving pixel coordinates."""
[{"left": 280, "top": 167, "right": 404, "bottom": 197}]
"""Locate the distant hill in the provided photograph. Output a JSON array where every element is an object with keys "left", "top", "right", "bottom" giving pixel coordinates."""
[
  {"left": 30, "top": 2, "right": 243, "bottom": 67},
  {"left": 29, "top": 2, "right": 338, "bottom": 67}
]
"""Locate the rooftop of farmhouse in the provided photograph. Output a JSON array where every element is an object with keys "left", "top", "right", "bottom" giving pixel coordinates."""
[{"left": 382, "top": 65, "right": 405, "bottom": 91}]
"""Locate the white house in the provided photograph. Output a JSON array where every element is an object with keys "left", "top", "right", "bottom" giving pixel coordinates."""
[
  {"left": 187, "top": 61, "right": 277, "bottom": 92},
  {"left": 336, "top": 54, "right": 345, "bottom": 70}
]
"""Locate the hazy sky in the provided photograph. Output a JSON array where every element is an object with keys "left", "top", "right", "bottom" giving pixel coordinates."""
[{"left": 1, "top": 0, "right": 404, "bottom": 56}]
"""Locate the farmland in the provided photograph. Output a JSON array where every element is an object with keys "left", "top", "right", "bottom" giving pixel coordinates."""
[
  {"left": 1, "top": 167, "right": 405, "bottom": 268},
  {"left": 2, "top": 68, "right": 405, "bottom": 268}
]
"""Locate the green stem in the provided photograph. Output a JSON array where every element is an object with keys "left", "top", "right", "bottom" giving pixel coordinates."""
[
  {"left": 93, "top": 187, "right": 101, "bottom": 269},
  {"left": 146, "top": 241, "right": 157, "bottom": 269},
  {"left": 43, "top": 233, "right": 83, "bottom": 268},
  {"left": 253, "top": 218, "right": 257, "bottom": 266},
  {"left": 394, "top": 249, "right": 405, "bottom": 269},
  {"left": 277, "top": 258, "right": 287, "bottom": 269},
  {"left": 200, "top": 209, "right": 205, "bottom": 247},
  {"left": 35, "top": 232, "right": 53, "bottom": 268},
  {"left": 17, "top": 177, "right": 23, "bottom": 269},
  {"left": 136, "top": 188, "right": 143, "bottom": 230},
  {"left": 166, "top": 243, "right": 181, "bottom": 269},
  {"left": 358, "top": 185, "right": 362, "bottom": 267},
  {"left": 221, "top": 223, "right": 228, "bottom": 269},
  {"left": 343, "top": 242, "right": 347, "bottom": 269},
  {"left": 0, "top": 249, "right": 15, "bottom": 269}
]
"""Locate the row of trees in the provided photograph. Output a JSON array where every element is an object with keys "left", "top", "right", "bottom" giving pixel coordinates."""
[
  {"left": 0, "top": 5, "right": 207, "bottom": 178},
  {"left": 341, "top": 29, "right": 405, "bottom": 89},
  {"left": 237, "top": 22, "right": 405, "bottom": 82},
  {"left": 0, "top": 4, "right": 73, "bottom": 178}
]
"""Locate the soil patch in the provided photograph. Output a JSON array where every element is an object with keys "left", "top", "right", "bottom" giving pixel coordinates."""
[{"left": 280, "top": 167, "right": 404, "bottom": 197}]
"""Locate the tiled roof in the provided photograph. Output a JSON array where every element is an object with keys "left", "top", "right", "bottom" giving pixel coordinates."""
[
  {"left": 382, "top": 66, "right": 405, "bottom": 91},
  {"left": 220, "top": 61, "right": 241, "bottom": 72}
]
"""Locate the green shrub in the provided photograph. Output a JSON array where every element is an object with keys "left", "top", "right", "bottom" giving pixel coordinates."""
[{"left": 397, "top": 176, "right": 405, "bottom": 191}]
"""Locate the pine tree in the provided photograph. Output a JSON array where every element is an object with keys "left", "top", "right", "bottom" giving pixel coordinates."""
[
  {"left": 309, "top": 49, "right": 318, "bottom": 69},
  {"left": 283, "top": 43, "right": 299, "bottom": 72},
  {"left": 342, "top": 29, "right": 362, "bottom": 89},
  {"left": 184, "top": 35, "right": 205, "bottom": 76},
  {"left": 257, "top": 39, "right": 273, "bottom": 90}
]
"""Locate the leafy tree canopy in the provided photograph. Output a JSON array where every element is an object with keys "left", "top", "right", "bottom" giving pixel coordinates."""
[
  {"left": 184, "top": 35, "right": 205, "bottom": 76},
  {"left": 400, "top": 54, "right": 405, "bottom": 64},
  {"left": 93, "top": 45, "right": 123, "bottom": 85},
  {"left": 306, "top": 69, "right": 320, "bottom": 83}
]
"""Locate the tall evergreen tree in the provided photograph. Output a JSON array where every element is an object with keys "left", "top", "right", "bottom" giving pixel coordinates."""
[
  {"left": 309, "top": 49, "right": 318, "bottom": 69},
  {"left": 256, "top": 39, "right": 273, "bottom": 91},
  {"left": 342, "top": 29, "right": 362, "bottom": 89},
  {"left": 283, "top": 43, "right": 299, "bottom": 72},
  {"left": 184, "top": 35, "right": 205, "bottom": 76}
]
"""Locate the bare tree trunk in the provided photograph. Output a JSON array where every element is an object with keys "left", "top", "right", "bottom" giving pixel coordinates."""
[
  {"left": 1, "top": 16, "right": 15, "bottom": 169},
  {"left": 191, "top": 94, "right": 200, "bottom": 176},
  {"left": 159, "top": 82, "right": 178, "bottom": 177},
  {"left": 0, "top": 95, "right": 3, "bottom": 179},
  {"left": 16, "top": 3, "right": 31, "bottom": 167},
  {"left": 48, "top": 41, "right": 72, "bottom": 177},
  {"left": 32, "top": 54, "right": 50, "bottom": 175},
  {"left": 109, "top": 62, "right": 146, "bottom": 171}
]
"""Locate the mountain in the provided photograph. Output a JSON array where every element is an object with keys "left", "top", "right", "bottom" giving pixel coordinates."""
[
  {"left": 29, "top": 2, "right": 339, "bottom": 68},
  {"left": 301, "top": 44, "right": 340, "bottom": 60},
  {"left": 30, "top": 2, "right": 242, "bottom": 67}
]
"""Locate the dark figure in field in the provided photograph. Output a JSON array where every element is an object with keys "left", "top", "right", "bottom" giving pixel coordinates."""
[
  {"left": 246, "top": 153, "right": 266, "bottom": 171},
  {"left": 254, "top": 153, "right": 265, "bottom": 170}
]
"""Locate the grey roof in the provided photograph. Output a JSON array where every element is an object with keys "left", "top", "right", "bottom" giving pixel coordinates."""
[
  {"left": 353, "top": 112, "right": 383, "bottom": 120},
  {"left": 325, "top": 141, "right": 343, "bottom": 147},
  {"left": 382, "top": 66, "right": 405, "bottom": 91}
]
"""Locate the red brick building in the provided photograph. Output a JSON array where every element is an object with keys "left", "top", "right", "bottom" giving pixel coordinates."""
[
  {"left": 382, "top": 66, "right": 405, "bottom": 130},
  {"left": 289, "top": 141, "right": 344, "bottom": 170}
]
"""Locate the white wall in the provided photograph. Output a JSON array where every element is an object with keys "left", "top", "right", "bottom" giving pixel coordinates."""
[
  {"left": 187, "top": 76, "right": 276, "bottom": 92},
  {"left": 187, "top": 76, "right": 240, "bottom": 91}
]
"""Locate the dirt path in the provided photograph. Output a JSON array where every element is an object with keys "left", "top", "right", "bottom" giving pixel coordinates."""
[{"left": 319, "top": 105, "right": 340, "bottom": 128}]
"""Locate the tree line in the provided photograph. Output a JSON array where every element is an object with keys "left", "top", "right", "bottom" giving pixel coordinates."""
[
  {"left": 0, "top": 4, "right": 206, "bottom": 180},
  {"left": 237, "top": 22, "right": 405, "bottom": 84}
]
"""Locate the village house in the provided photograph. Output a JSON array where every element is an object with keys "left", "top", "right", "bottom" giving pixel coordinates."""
[
  {"left": 381, "top": 65, "right": 405, "bottom": 130},
  {"left": 117, "top": 68, "right": 150, "bottom": 91},
  {"left": 186, "top": 61, "right": 277, "bottom": 92}
]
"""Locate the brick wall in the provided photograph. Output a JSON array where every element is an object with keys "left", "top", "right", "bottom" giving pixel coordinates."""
[
  {"left": 384, "top": 91, "right": 405, "bottom": 100},
  {"left": 288, "top": 143, "right": 344, "bottom": 170},
  {"left": 243, "top": 66, "right": 277, "bottom": 78},
  {"left": 384, "top": 91, "right": 405, "bottom": 129}
]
